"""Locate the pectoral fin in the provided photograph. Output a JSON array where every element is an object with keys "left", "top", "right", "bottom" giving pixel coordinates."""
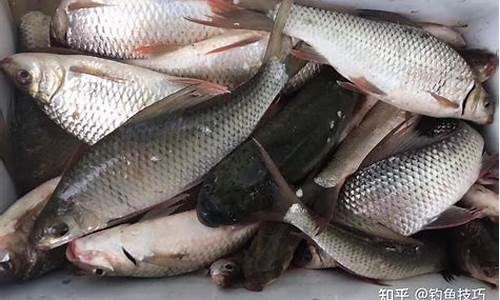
[
  {"left": 68, "top": 0, "right": 110, "bottom": 11},
  {"left": 428, "top": 91, "right": 460, "bottom": 109},
  {"left": 69, "top": 65, "right": 126, "bottom": 84},
  {"left": 422, "top": 206, "right": 484, "bottom": 231}
]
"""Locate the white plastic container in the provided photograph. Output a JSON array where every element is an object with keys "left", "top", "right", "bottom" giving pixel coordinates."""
[{"left": 0, "top": 0, "right": 498, "bottom": 299}]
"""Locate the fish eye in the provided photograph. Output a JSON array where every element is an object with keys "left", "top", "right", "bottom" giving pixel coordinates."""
[
  {"left": 16, "top": 70, "right": 32, "bottom": 85},
  {"left": 483, "top": 99, "right": 491, "bottom": 108},
  {"left": 224, "top": 263, "right": 234, "bottom": 271},
  {"left": 93, "top": 268, "right": 106, "bottom": 277},
  {"left": 0, "top": 260, "right": 13, "bottom": 272},
  {"left": 47, "top": 222, "right": 70, "bottom": 238}
]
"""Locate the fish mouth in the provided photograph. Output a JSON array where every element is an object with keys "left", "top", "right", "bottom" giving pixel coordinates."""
[{"left": 66, "top": 242, "right": 79, "bottom": 263}]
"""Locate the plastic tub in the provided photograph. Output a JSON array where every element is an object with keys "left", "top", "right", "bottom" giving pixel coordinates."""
[{"left": 0, "top": 0, "right": 498, "bottom": 299}]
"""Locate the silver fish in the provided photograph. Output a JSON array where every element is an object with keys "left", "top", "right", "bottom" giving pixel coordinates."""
[
  {"left": 30, "top": 0, "right": 293, "bottom": 250},
  {"left": 191, "top": 1, "right": 494, "bottom": 124},
  {"left": 127, "top": 31, "right": 269, "bottom": 90},
  {"left": 0, "top": 53, "right": 227, "bottom": 144},
  {"left": 336, "top": 119, "right": 484, "bottom": 236},
  {"left": 66, "top": 210, "right": 258, "bottom": 277},
  {"left": 52, "top": 0, "right": 228, "bottom": 59},
  {"left": 19, "top": 11, "right": 51, "bottom": 51}
]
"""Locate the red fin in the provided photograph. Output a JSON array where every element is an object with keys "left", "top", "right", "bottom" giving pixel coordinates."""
[
  {"left": 208, "top": 0, "right": 239, "bottom": 14},
  {"left": 67, "top": 0, "right": 109, "bottom": 11},
  {"left": 170, "top": 78, "right": 229, "bottom": 95},
  {"left": 206, "top": 36, "right": 263, "bottom": 55},
  {"left": 422, "top": 206, "right": 484, "bottom": 231},
  {"left": 133, "top": 44, "right": 182, "bottom": 57},
  {"left": 185, "top": 10, "right": 273, "bottom": 32},
  {"left": 291, "top": 46, "right": 329, "bottom": 65},
  {"left": 351, "top": 77, "right": 386, "bottom": 96},
  {"left": 428, "top": 91, "right": 460, "bottom": 109},
  {"left": 337, "top": 80, "right": 363, "bottom": 94},
  {"left": 69, "top": 65, "right": 126, "bottom": 83}
]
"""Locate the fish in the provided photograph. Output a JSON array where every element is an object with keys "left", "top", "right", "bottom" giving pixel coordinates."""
[
  {"left": 209, "top": 257, "right": 243, "bottom": 288},
  {"left": 242, "top": 222, "right": 302, "bottom": 291},
  {"left": 448, "top": 219, "right": 499, "bottom": 286},
  {"left": 0, "top": 178, "right": 66, "bottom": 281},
  {"left": 293, "top": 241, "right": 338, "bottom": 270},
  {"left": 51, "top": 0, "right": 229, "bottom": 59},
  {"left": 253, "top": 141, "right": 449, "bottom": 281},
  {"left": 461, "top": 184, "right": 499, "bottom": 223},
  {"left": 66, "top": 210, "right": 258, "bottom": 277},
  {"left": 196, "top": 66, "right": 358, "bottom": 227},
  {"left": 7, "top": 0, "right": 60, "bottom": 25},
  {"left": 19, "top": 11, "right": 51, "bottom": 51},
  {"left": 189, "top": 0, "right": 494, "bottom": 124},
  {"left": 10, "top": 94, "right": 81, "bottom": 193},
  {"left": 31, "top": 0, "right": 293, "bottom": 250},
  {"left": 336, "top": 119, "right": 484, "bottom": 236},
  {"left": 127, "top": 31, "right": 269, "bottom": 90},
  {"left": 0, "top": 53, "right": 228, "bottom": 145}
]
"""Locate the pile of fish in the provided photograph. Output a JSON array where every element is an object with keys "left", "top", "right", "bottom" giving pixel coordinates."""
[{"left": 0, "top": 0, "right": 498, "bottom": 291}]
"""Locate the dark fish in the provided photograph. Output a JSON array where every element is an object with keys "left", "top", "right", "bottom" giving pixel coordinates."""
[
  {"left": 242, "top": 222, "right": 302, "bottom": 291},
  {"left": 11, "top": 94, "right": 80, "bottom": 193},
  {"left": 197, "top": 67, "right": 359, "bottom": 226},
  {"left": 448, "top": 219, "right": 499, "bottom": 286}
]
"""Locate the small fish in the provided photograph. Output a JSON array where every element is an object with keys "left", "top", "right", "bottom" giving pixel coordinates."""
[
  {"left": 19, "top": 11, "right": 51, "bottom": 51},
  {"left": 31, "top": 1, "right": 293, "bottom": 250},
  {"left": 242, "top": 222, "right": 302, "bottom": 291},
  {"left": 336, "top": 119, "right": 484, "bottom": 236},
  {"left": 66, "top": 210, "right": 258, "bottom": 277},
  {"left": 253, "top": 141, "right": 449, "bottom": 281},
  {"left": 0, "top": 178, "right": 66, "bottom": 281},
  {"left": 448, "top": 219, "right": 499, "bottom": 286},
  {"left": 0, "top": 53, "right": 228, "bottom": 145},
  {"left": 196, "top": 67, "right": 358, "bottom": 227},
  {"left": 51, "top": 0, "right": 229, "bottom": 59},
  {"left": 189, "top": 0, "right": 494, "bottom": 124},
  {"left": 209, "top": 257, "right": 242, "bottom": 288},
  {"left": 127, "top": 31, "right": 270, "bottom": 90},
  {"left": 293, "top": 241, "right": 338, "bottom": 270}
]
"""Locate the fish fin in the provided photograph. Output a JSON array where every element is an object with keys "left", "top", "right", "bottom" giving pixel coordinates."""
[
  {"left": 478, "top": 153, "right": 499, "bottom": 185},
  {"left": 253, "top": 138, "right": 300, "bottom": 218},
  {"left": 140, "top": 193, "right": 190, "bottom": 221},
  {"left": 122, "top": 86, "right": 217, "bottom": 126},
  {"left": 356, "top": 9, "right": 466, "bottom": 48},
  {"left": 337, "top": 80, "right": 364, "bottom": 94},
  {"left": 67, "top": 0, "right": 109, "bottom": 11},
  {"left": 262, "top": 0, "right": 293, "bottom": 62},
  {"left": 422, "top": 206, "right": 484, "bottom": 231},
  {"left": 206, "top": 35, "right": 264, "bottom": 55},
  {"left": 186, "top": 5, "right": 274, "bottom": 32},
  {"left": 69, "top": 65, "right": 126, "bottom": 84},
  {"left": 428, "top": 91, "right": 460, "bottom": 109},
  {"left": 169, "top": 78, "right": 229, "bottom": 95},
  {"left": 133, "top": 44, "right": 183, "bottom": 57},
  {"left": 291, "top": 44, "right": 329, "bottom": 65},
  {"left": 350, "top": 77, "right": 386, "bottom": 96}
]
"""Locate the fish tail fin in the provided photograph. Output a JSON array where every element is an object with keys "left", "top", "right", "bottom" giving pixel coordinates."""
[
  {"left": 186, "top": 0, "right": 274, "bottom": 32},
  {"left": 252, "top": 138, "right": 299, "bottom": 219}
]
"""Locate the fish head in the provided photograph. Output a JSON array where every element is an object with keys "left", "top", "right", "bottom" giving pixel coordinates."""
[
  {"left": 210, "top": 259, "right": 241, "bottom": 288},
  {"left": 0, "top": 234, "right": 30, "bottom": 281},
  {"left": 462, "top": 82, "right": 495, "bottom": 124},
  {"left": 50, "top": 1, "right": 70, "bottom": 44},
  {"left": 0, "top": 53, "right": 64, "bottom": 105},
  {"left": 66, "top": 231, "right": 134, "bottom": 277}
]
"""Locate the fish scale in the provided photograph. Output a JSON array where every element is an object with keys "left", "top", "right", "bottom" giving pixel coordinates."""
[
  {"left": 281, "top": 4, "right": 479, "bottom": 120},
  {"left": 33, "top": 58, "right": 288, "bottom": 249},
  {"left": 336, "top": 120, "right": 484, "bottom": 236},
  {"left": 55, "top": 0, "right": 226, "bottom": 59}
]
